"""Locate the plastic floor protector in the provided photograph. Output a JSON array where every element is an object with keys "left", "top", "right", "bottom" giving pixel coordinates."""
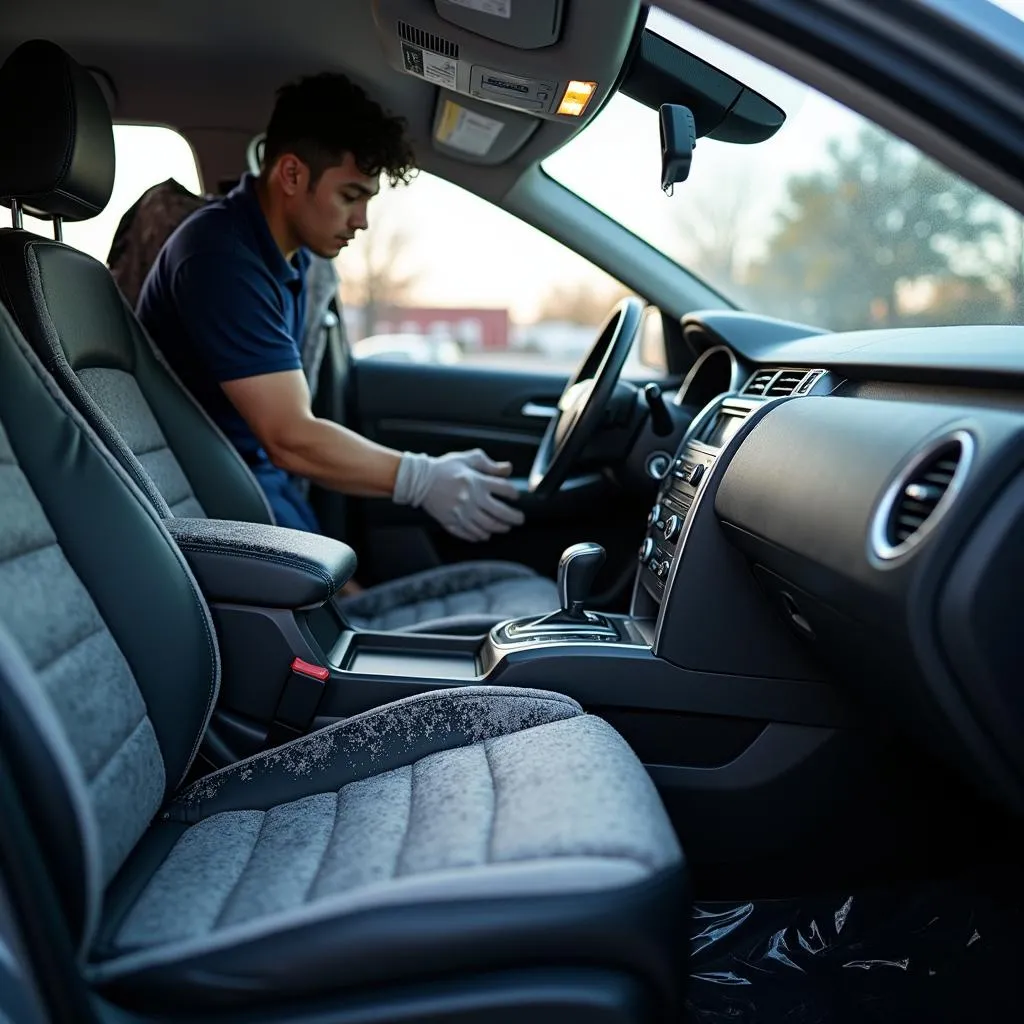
[{"left": 686, "top": 865, "right": 1023, "bottom": 1022}]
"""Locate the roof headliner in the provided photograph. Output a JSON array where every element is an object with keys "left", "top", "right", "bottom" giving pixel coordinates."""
[{"left": 0, "top": 0, "right": 639, "bottom": 197}]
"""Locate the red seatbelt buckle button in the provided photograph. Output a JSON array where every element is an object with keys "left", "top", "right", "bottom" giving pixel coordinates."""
[{"left": 291, "top": 657, "right": 330, "bottom": 681}]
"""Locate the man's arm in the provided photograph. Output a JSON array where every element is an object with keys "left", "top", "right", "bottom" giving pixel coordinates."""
[
  {"left": 171, "top": 253, "right": 523, "bottom": 539},
  {"left": 221, "top": 369, "right": 401, "bottom": 497}
]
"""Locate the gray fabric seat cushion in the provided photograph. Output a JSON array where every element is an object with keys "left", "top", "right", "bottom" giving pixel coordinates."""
[
  {"left": 336, "top": 562, "right": 559, "bottom": 632},
  {"left": 90, "top": 687, "right": 684, "bottom": 1009}
]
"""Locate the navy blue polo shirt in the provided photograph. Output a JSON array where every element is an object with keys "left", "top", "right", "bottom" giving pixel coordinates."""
[{"left": 137, "top": 173, "right": 319, "bottom": 532}]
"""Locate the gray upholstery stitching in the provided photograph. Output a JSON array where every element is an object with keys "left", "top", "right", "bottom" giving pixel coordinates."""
[
  {"left": 86, "top": 712, "right": 149, "bottom": 785},
  {"left": 2, "top": 534, "right": 58, "bottom": 565},
  {"left": 482, "top": 739, "right": 497, "bottom": 866},
  {"left": 0, "top": 310, "right": 220, "bottom": 784},
  {"left": 133, "top": 440, "right": 172, "bottom": 459},
  {"left": 36, "top": 622, "right": 104, "bottom": 675},
  {"left": 394, "top": 765, "right": 415, "bottom": 880},
  {"left": 300, "top": 791, "right": 341, "bottom": 906},
  {"left": 211, "top": 812, "right": 267, "bottom": 929}
]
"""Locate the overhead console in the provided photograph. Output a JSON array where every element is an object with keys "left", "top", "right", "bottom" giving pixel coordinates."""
[
  {"left": 372, "top": 0, "right": 640, "bottom": 124},
  {"left": 434, "top": 0, "right": 565, "bottom": 51}
]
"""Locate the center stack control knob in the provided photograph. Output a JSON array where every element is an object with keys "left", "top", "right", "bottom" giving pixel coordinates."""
[
  {"left": 639, "top": 538, "right": 654, "bottom": 564},
  {"left": 663, "top": 514, "right": 681, "bottom": 542}
]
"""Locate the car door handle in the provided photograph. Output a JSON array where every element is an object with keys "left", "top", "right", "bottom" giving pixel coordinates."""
[{"left": 521, "top": 402, "right": 557, "bottom": 419}]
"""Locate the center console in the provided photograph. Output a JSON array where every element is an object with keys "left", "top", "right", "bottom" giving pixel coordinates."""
[
  {"left": 173, "top": 376, "right": 876, "bottom": 875},
  {"left": 636, "top": 397, "right": 761, "bottom": 608}
]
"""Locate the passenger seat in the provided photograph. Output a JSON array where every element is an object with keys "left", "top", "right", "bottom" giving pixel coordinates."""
[{"left": 0, "top": 292, "right": 687, "bottom": 1017}]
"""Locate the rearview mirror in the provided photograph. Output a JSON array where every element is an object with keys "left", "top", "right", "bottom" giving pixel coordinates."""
[
  {"left": 660, "top": 104, "right": 696, "bottom": 192},
  {"left": 624, "top": 30, "right": 785, "bottom": 145}
]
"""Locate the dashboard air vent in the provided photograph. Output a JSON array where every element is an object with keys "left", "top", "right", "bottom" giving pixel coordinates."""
[
  {"left": 743, "top": 370, "right": 777, "bottom": 396},
  {"left": 767, "top": 370, "right": 810, "bottom": 396},
  {"left": 795, "top": 369, "right": 824, "bottom": 394},
  {"left": 871, "top": 432, "right": 973, "bottom": 560},
  {"left": 398, "top": 21, "right": 460, "bottom": 58}
]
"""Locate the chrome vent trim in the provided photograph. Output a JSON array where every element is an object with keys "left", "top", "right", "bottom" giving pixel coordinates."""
[
  {"left": 742, "top": 367, "right": 825, "bottom": 398},
  {"left": 870, "top": 430, "right": 974, "bottom": 562},
  {"left": 398, "top": 21, "right": 460, "bottom": 58},
  {"left": 767, "top": 369, "right": 810, "bottom": 396},
  {"left": 743, "top": 369, "right": 777, "bottom": 396}
]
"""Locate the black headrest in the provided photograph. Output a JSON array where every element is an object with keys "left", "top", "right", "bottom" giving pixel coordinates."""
[{"left": 0, "top": 40, "right": 114, "bottom": 222}]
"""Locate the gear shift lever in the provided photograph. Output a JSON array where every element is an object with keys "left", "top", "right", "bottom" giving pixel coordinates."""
[
  {"left": 493, "top": 542, "right": 617, "bottom": 643},
  {"left": 558, "top": 542, "right": 606, "bottom": 621}
]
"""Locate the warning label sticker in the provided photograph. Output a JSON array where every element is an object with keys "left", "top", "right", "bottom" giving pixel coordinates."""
[
  {"left": 435, "top": 100, "right": 505, "bottom": 157},
  {"left": 402, "top": 42, "right": 458, "bottom": 90},
  {"left": 447, "top": 0, "right": 511, "bottom": 18}
]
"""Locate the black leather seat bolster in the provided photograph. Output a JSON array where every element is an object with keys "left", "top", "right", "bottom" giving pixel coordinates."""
[{"left": 166, "top": 519, "right": 356, "bottom": 609}]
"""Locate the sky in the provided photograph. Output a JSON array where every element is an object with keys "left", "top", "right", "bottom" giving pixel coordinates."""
[{"left": 23, "top": 0, "right": 1024, "bottom": 323}]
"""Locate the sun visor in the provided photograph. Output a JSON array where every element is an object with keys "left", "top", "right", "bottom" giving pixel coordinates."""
[
  {"left": 373, "top": 0, "right": 641, "bottom": 123},
  {"left": 430, "top": 92, "right": 538, "bottom": 164}
]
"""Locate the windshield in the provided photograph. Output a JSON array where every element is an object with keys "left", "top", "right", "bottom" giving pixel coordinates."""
[{"left": 543, "top": 8, "right": 1024, "bottom": 332}]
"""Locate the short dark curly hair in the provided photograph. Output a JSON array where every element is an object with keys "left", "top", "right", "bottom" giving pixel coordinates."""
[{"left": 263, "top": 72, "right": 416, "bottom": 188}]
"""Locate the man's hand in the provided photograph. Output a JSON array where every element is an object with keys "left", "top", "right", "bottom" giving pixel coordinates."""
[{"left": 394, "top": 449, "right": 525, "bottom": 542}]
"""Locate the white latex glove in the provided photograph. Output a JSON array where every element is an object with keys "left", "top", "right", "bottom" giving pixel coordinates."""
[{"left": 393, "top": 448, "right": 525, "bottom": 542}]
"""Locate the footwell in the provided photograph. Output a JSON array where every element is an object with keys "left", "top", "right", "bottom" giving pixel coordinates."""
[{"left": 687, "top": 865, "right": 1023, "bottom": 1022}]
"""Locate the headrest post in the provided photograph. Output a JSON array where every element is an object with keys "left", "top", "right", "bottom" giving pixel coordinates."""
[
  {"left": 53, "top": 217, "right": 64, "bottom": 242},
  {"left": 10, "top": 200, "right": 23, "bottom": 230}
]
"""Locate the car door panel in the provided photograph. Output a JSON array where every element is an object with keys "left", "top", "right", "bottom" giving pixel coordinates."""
[{"left": 344, "top": 359, "right": 650, "bottom": 600}]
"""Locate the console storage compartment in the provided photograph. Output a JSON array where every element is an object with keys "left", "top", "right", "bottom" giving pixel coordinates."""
[{"left": 331, "top": 630, "right": 482, "bottom": 680}]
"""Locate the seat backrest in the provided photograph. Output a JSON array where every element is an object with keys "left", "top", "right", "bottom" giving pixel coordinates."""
[
  {"left": 0, "top": 291, "right": 220, "bottom": 957},
  {"left": 0, "top": 42, "right": 274, "bottom": 527}
]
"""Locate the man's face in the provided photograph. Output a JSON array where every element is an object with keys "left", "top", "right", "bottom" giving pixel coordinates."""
[{"left": 286, "top": 152, "right": 379, "bottom": 259}]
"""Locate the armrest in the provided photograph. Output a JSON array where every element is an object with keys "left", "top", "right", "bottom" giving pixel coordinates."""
[{"left": 167, "top": 518, "right": 357, "bottom": 608}]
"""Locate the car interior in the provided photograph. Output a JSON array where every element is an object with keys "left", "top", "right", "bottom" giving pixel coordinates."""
[{"left": 0, "top": 1, "right": 1022, "bottom": 1022}]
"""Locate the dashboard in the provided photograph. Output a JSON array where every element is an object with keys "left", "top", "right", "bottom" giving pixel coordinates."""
[{"left": 635, "top": 312, "right": 1024, "bottom": 816}]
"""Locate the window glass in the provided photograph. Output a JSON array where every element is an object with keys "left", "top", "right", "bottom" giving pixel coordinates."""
[
  {"left": 336, "top": 170, "right": 664, "bottom": 375},
  {"left": 543, "top": 7, "right": 1024, "bottom": 332}
]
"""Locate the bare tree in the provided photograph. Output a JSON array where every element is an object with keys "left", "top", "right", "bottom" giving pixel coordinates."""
[
  {"left": 664, "top": 166, "right": 755, "bottom": 295},
  {"left": 536, "top": 277, "right": 633, "bottom": 325},
  {"left": 1001, "top": 217, "right": 1024, "bottom": 321},
  {"left": 338, "top": 206, "right": 421, "bottom": 337}
]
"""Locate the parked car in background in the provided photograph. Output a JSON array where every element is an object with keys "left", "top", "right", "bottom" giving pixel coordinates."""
[{"left": 350, "top": 332, "right": 462, "bottom": 365}]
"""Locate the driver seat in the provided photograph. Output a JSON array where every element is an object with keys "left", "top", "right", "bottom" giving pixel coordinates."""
[{"left": 0, "top": 40, "right": 558, "bottom": 635}]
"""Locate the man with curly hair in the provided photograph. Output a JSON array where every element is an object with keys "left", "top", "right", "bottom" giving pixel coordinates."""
[{"left": 138, "top": 73, "right": 523, "bottom": 541}]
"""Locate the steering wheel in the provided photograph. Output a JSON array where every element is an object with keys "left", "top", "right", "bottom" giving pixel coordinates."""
[{"left": 528, "top": 296, "right": 646, "bottom": 498}]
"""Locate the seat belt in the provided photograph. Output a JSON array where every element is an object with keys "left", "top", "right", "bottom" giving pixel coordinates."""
[{"left": 263, "top": 657, "right": 330, "bottom": 749}]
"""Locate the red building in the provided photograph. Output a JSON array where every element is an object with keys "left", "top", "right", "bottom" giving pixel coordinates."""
[{"left": 373, "top": 306, "right": 510, "bottom": 351}]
